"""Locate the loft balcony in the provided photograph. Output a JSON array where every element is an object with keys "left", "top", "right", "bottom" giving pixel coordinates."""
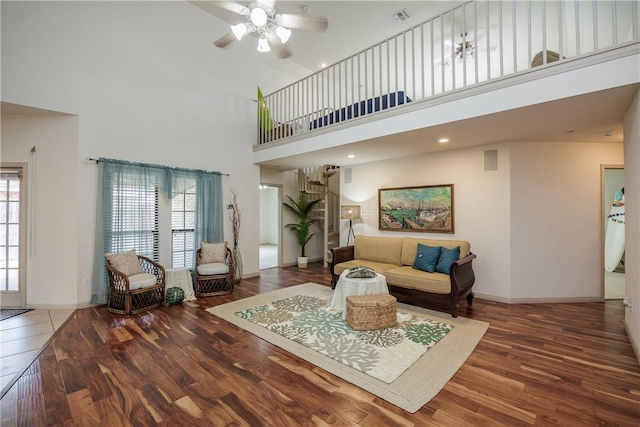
[{"left": 253, "top": 0, "right": 640, "bottom": 169}]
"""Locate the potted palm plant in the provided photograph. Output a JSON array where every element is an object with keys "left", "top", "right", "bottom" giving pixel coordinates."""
[{"left": 283, "top": 193, "right": 321, "bottom": 268}]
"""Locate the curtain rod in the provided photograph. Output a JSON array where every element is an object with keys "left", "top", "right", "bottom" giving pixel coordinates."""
[{"left": 87, "top": 157, "right": 230, "bottom": 176}]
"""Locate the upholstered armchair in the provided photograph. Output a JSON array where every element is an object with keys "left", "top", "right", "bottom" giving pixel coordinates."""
[
  {"left": 105, "top": 250, "right": 165, "bottom": 315},
  {"left": 195, "top": 242, "right": 234, "bottom": 297}
]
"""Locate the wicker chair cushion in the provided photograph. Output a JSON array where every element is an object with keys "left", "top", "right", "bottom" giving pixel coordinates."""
[
  {"left": 201, "top": 242, "right": 227, "bottom": 263},
  {"left": 128, "top": 273, "right": 157, "bottom": 290},
  {"left": 105, "top": 250, "right": 144, "bottom": 276},
  {"left": 197, "top": 262, "right": 229, "bottom": 276}
]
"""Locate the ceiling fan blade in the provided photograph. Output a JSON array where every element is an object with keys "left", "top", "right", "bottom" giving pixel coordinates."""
[
  {"left": 257, "top": 0, "right": 277, "bottom": 9},
  {"left": 189, "top": 1, "right": 249, "bottom": 17},
  {"left": 268, "top": 35, "right": 292, "bottom": 59},
  {"left": 214, "top": 32, "right": 237, "bottom": 48},
  {"left": 277, "top": 13, "right": 328, "bottom": 32}
]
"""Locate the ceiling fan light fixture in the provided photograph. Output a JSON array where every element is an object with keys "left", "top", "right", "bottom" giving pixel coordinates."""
[
  {"left": 250, "top": 7, "right": 268, "bottom": 27},
  {"left": 231, "top": 23, "right": 247, "bottom": 40},
  {"left": 257, "top": 35, "right": 271, "bottom": 52},
  {"left": 276, "top": 26, "right": 291, "bottom": 44}
]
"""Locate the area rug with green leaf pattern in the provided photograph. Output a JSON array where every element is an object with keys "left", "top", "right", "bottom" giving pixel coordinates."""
[{"left": 207, "top": 283, "right": 489, "bottom": 413}]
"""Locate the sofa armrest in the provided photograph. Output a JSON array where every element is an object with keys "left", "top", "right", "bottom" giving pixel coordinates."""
[
  {"left": 330, "top": 245, "right": 355, "bottom": 288},
  {"left": 449, "top": 252, "right": 477, "bottom": 299}
]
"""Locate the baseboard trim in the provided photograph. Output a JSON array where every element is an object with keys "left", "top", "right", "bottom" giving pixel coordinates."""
[
  {"left": 474, "top": 293, "right": 604, "bottom": 304},
  {"left": 241, "top": 271, "right": 260, "bottom": 279},
  {"left": 26, "top": 303, "right": 83, "bottom": 310},
  {"left": 624, "top": 320, "right": 640, "bottom": 366}
]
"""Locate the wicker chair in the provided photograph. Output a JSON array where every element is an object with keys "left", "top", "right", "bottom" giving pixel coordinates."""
[
  {"left": 195, "top": 247, "right": 234, "bottom": 296},
  {"left": 106, "top": 254, "right": 166, "bottom": 315}
]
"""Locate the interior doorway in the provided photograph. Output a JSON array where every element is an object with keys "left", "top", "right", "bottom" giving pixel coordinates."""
[
  {"left": 602, "top": 165, "right": 625, "bottom": 300},
  {"left": 259, "top": 184, "right": 280, "bottom": 270},
  {"left": 0, "top": 166, "right": 27, "bottom": 308}
]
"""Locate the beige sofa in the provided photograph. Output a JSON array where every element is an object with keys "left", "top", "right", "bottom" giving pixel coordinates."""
[{"left": 330, "top": 235, "right": 477, "bottom": 317}]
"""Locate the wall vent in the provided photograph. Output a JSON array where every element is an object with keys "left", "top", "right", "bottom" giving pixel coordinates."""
[
  {"left": 344, "top": 168, "right": 352, "bottom": 184},
  {"left": 392, "top": 9, "right": 411, "bottom": 22},
  {"left": 484, "top": 149, "right": 498, "bottom": 171}
]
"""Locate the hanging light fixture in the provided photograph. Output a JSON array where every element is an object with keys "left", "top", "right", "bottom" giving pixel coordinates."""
[
  {"left": 276, "top": 26, "right": 291, "bottom": 44},
  {"left": 257, "top": 34, "right": 271, "bottom": 52},
  {"left": 250, "top": 7, "right": 268, "bottom": 27},
  {"left": 224, "top": 5, "right": 297, "bottom": 54},
  {"left": 231, "top": 23, "right": 247, "bottom": 40}
]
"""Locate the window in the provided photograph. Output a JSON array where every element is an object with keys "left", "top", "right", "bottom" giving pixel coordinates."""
[
  {"left": 93, "top": 158, "right": 223, "bottom": 305},
  {"left": 172, "top": 185, "right": 195, "bottom": 268},
  {"left": 104, "top": 171, "right": 159, "bottom": 261}
]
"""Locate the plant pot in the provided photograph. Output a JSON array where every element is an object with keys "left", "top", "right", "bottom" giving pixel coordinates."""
[{"left": 298, "top": 256, "right": 308, "bottom": 268}]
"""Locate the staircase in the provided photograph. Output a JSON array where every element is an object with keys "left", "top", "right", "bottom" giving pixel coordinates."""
[{"left": 298, "top": 165, "right": 340, "bottom": 266}]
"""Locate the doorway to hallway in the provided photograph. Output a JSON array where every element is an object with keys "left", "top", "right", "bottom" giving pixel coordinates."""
[
  {"left": 602, "top": 165, "right": 625, "bottom": 300},
  {"left": 259, "top": 185, "right": 280, "bottom": 270}
]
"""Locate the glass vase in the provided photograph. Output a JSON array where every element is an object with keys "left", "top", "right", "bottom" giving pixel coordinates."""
[{"left": 232, "top": 244, "right": 243, "bottom": 283}]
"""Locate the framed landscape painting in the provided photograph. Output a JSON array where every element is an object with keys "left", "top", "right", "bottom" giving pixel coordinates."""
[{"left": 378, "top": 184, "right": 454, "bottom": 233}]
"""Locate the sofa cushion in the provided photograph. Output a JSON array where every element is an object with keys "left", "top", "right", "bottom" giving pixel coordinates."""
[
  {"left": 436, "top": 246, "right": 460, "bottom": 274},
  {"left": 384, "top": 266, "right": 451, "bottom": 294},
  {"left": 412, "top": 244, "right": 441, "bottom": 273},
  {"left": 400, "top": 237, "right": 470, "bottom": 266},
  {"left": 334, "top": 260, "right": 400, "bottom": 277},
  {"left": 354, "top": 236, "right": 403, "bottom": 266}
]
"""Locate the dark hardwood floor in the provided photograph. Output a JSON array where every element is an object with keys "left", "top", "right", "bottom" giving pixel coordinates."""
[{"left": 1, "top": 262, "right": 639, "bottom": 426}]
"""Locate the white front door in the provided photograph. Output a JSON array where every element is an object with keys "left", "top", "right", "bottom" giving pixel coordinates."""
[{"left": 0, "top": 167, "right": 26, "bottom": 308}]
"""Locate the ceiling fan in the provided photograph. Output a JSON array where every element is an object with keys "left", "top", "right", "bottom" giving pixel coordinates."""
[
  {"left": 454, "top": 33, "right": 476, "bottom": 60},
  {"left": 437, "top": 31, "right": 493, "bottom": 66},
  {"left": 191, "top": 0, "right": 329, "bottom": 59}
]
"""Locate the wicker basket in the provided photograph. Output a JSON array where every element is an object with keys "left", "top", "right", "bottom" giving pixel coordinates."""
[{"left": 346, "top": 293, "right": 397, "bottom": 331}]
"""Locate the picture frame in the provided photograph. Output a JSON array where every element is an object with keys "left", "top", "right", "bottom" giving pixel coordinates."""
[{"left": 378, "top": 184, "right": 454, "bottom": 233}]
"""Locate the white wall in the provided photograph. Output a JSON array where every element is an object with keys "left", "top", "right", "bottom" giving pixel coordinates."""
[
  {"left": 623, "top": 88, "right": 640, "bottom": 359},
  {"left": 1, "top": 1, "right": 268, "bottom": 305},
  {"left": 1, "top": 115, "right": 79, "bottom": 307},
  {"left": 510, "top": 141, "right": 624, "bottom": 301},
  {"left": 343, "top": 140, "right": 625, "bottom": 302},
  {"left": 342, "top": 143, "right": 512, "bottom": 300}
]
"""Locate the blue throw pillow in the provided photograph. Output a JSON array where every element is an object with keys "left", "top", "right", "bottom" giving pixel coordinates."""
[
  {"left": 412, "top": 244, "right": 441, "bottom": 273},
  {"left": 436, "top": 246, "right": 460, "bottom": 275}
]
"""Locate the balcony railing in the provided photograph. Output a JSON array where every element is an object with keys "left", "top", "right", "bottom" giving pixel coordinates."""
[{"left": 257, "top": 0, "right": 639, "bottom": 146}]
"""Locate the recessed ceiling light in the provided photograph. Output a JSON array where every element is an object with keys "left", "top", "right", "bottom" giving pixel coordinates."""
[
  {"left": 320, "top": 63, "right": 327, "bottom": 68},
  {"left": 438, "top": 138, "right": 450, "bottom": 143},
  {"left": 347, "top": 154, "right": 355, "bottom": 158}
]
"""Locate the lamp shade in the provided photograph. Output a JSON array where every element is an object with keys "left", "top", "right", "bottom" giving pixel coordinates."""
[
  {"left": 257, "top": 35, "right": 270, "bottom": 52},
  {"left": 231, "top": 23, "right": 247, "bottom": 40},
  {"left": 276, "top": 26, "right": 291, "bottom": 44},
  {"left": 341, "top": 205, "right": 361, "bottom": 220}
]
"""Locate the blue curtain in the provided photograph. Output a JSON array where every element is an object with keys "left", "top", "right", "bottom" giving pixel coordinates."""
[{"left": 91, "top": 158, "right": 223, "bottom": 305}]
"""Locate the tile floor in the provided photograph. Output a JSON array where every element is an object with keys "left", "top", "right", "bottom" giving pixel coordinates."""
[
  {"left": 260, "top": 244, "right": 278, "bottom": 270},
  {"left": 0, "top": 308, "right": 75, "bottom": 394},
  {"left": 605, "top": 271, "right": 625, "bottom": 299}
]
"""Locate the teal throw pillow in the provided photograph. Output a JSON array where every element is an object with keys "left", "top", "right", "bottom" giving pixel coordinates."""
[
  {"left": 436, "top": 246, "right": 460, "bottom": 275},
  {"left": 412, "top": 244, "right": 441, "bottom": 273}
]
